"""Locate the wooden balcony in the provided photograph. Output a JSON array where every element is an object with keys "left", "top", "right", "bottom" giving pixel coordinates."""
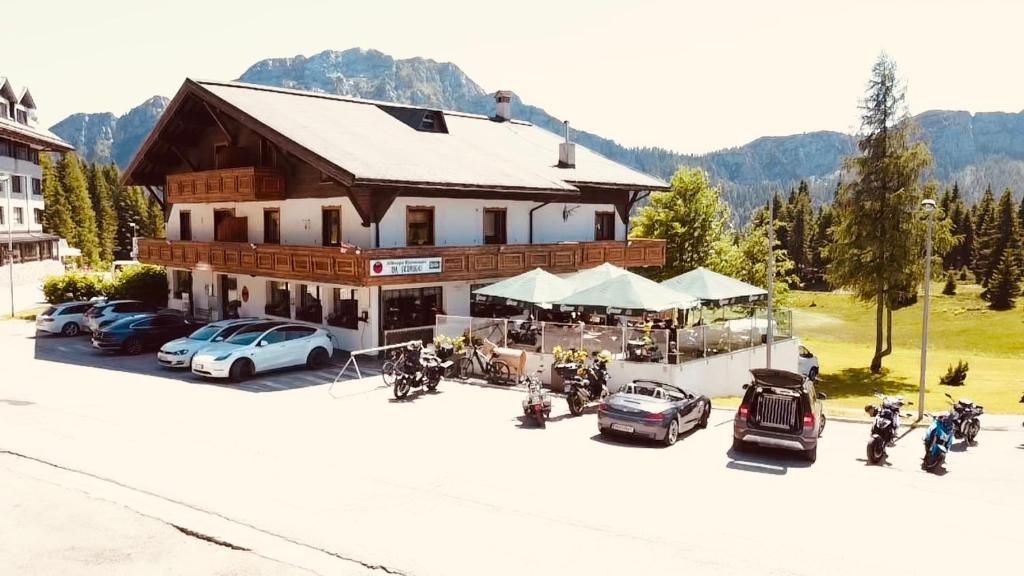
[
  {"left": 137, "top": 238, "right": 666, "bottom": 287},
  {"left": 165, "top": 167, "right": 285, "bottom": 204}
]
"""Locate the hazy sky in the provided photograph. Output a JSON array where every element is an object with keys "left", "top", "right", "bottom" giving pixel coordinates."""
[{"left": 8, "top": 0, "right": 1024, "bottom": 154}]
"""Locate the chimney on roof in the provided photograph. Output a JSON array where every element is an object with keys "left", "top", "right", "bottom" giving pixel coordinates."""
[
  {"left": 494, "top": 90, "right": 513, "bottom": 122},
  {"left": 558, "top": 120, "right": 576, "bottom": 169}
]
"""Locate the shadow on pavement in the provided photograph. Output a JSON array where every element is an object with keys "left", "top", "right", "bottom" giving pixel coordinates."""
[
  {"left": 387, "top": 388, "right": 445, "bottom": 403},
  {"left": 725, "top": 446, "right": 814, "bottom": 474},
  {"left": 31, "top": 331, "right": 343, "bottom": 394}
]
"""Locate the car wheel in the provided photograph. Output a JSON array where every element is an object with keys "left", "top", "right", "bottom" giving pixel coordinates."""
[
  {"left": 61, "top": 322, "right": 80, "bottom": 337},
  {"left": 696, "top": 401, "right": 710, "bottom": 429},
  {"left": 808, "top": 367, "right": 819, "bottom": 381},
  {"left": 663, "top": 419, "right": 679, "bottom": 447},
  {"left": 803, "top": 445, "right": 817, "bottom": 463},
  {"left": 819, "top": 414, "right": 827, "bottom": 438},
  {"left": 599, "top": 427, "right": 611, "bottom": 437},
  {"left": 124, "top": 337, "right": 143, "bottom": 355},
  {"left": 229, "top": 359, "right": 254, "bottom": 383},
  {"left": 306, "top": 347, "right": 329, "bottom": 369}
]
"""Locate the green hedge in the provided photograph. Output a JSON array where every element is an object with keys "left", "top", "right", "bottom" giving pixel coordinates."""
[{"left": 42, "top": 265, "right": 168, "bottom": 307}]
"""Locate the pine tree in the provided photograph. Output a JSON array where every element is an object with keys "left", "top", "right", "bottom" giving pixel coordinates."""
[
  {"left": 959, "top": 213, "right": 975, "bottom": 277},
  {"left": 40, "top": 154, "right": 75, "bottom": 240},
  {"left": 809, "top": 205, "right": 834, "bottom": 288},
  {"left": 57, "top": 153, "right": 100, "bottom": 266},
  {"left": 91, "top": 166, "right": 117, "bottom": 263},
  {"left": 104, "top": 164, "right": 142, "bottom": 259},
  {"left": 976, "top": 188, "right": 1021, "bottom": 288},
  {"left": 971, "top": 187, "right": 998, "bottom": 282},
  {"left": 786, "top": 181, "right": 814, "bottom": 284},
  {"left": 987, "top": 249, "right": 1021, "bottom": 310},
  {"left": 145, "top": 195, "right": 165, "bottom": 239},
  {"left": 828, "top": 54, "right": 934, "bottom": 373}
]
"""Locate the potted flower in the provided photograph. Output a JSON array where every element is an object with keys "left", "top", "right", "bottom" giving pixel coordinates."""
[
  {"left": 433, "top": 334, "right": 465, "bottom": 361},
  {"left": 551, "top": 346, "right": 588, "bottom": 393}
]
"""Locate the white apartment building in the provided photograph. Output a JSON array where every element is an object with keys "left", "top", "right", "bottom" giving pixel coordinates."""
[{"left": 0, "top": 75, "right": 74, "bottom": 289}]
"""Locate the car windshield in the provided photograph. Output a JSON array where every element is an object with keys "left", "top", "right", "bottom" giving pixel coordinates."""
[
  {"left": 188, "top": 325, "right": 223, "bottom": 341},
  {"left": 225, "top": 330, "right": 263, "bottom": 346}
]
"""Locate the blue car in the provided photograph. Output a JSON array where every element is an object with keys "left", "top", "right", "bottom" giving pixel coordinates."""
[
  {"left": 598, "top": 380, "right": 711, "bottom": 446},
  {"left": 91, "top": 313, "right": 197, "bottom": 355}
]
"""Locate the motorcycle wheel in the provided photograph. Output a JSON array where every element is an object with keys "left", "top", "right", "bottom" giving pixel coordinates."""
[
  {"left": 966, "top": 420, "right": 980, "bottom": 444},
  {"left": 866, "top": 437, "right": 886, "bottom": 464},
  {"left": 426, "top": 377, "right": 439, "bottom": 392},
  {"left": 393, "top": 379, "right": 410, "bottom": 399},
  {"left": 567, "top": 391, "right": 585, "bottom": 416},
  {"left": 534, "top": 410, "right": 546, "bottom": 428}
]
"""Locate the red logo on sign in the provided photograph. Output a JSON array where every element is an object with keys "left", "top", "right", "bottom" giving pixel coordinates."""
[{"left": 372, "top": 262, "right": 384, "bottom": 274}]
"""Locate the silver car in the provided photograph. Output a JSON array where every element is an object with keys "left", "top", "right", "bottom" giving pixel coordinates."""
[
  {"left": 157, "top": 318, "right": 262, "bottom": 368},
  {"left": 598, "top": 380, "right": 711, "bottom": 446}
]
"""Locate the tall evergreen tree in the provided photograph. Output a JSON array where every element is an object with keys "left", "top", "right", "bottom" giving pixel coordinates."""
[
  {"left": 959, "top": 211, "right": 975, "bottom": 275},
  {"left": 104, "top": 164, "right": 141, "bottom": 259},
  {"left": 57, "top": 153, "right": 100, "bottom": 266},
  {"left": 40, "top": 154, "right": 75, "bottom": 240},
  {"left": 91, "top": 167, "right": 117, "bottom": 263},
  {"left": 987, "top": 249, "right": 1021, "bottom": 310},
  {"left": 145, "top": 195, "right": 165, "bottom": 239},
  {"left": 828, "top": 54, "right": 933, "bottom": 373},
  {"left": 786, "top": 180, "right": 814, "bottom": 284},
  {"left": 971, "top": 186, "right": 997, "bottom": 281},
  {"left": 809, "top": 204, "right": 834, "bottom": 288}
]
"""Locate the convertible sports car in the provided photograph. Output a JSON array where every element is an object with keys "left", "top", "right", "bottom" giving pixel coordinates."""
[{"left": 598, "top": 380, "right": 711, "bottom": 446}]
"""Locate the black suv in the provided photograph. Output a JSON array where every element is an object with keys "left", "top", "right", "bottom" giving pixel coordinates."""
[{"left": 732, "top": 368, "right": 826, "bottom": 462}]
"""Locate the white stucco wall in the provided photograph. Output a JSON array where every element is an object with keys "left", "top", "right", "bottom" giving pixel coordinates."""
[
  {"left": 165, "top": 197, "right": 370, "bottom": 247},
  {"left": 1, "top": 157, "right": 44, "bottom": 235}
]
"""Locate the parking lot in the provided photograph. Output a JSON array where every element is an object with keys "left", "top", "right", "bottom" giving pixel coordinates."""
[{"left": 2, "top": 320, "right": 1023, "bottom": 576}]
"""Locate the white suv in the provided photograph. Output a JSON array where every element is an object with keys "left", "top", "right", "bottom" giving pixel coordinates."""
[
  {"left": 191, "top": 321, "right": 333, "bottom": 382},
  {"left": 35, "top": 301, "right": 99, "bottom": 336},
  {"left": 798, "top": 345, "right": 820, "bottom": 381},
  {"left": 83, "top": 300, "right": 159, "bottom": 333}
]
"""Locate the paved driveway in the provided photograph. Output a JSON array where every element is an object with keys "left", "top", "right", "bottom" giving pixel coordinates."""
[{"left": 2, "top": 320, "right": 1022, "bottom": 576}]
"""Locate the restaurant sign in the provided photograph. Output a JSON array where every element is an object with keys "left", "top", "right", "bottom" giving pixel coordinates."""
[{"left": 369, "top": 257, "right": 443, "bottom": 277}]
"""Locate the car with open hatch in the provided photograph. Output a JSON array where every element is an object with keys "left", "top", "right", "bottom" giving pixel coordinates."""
[
  {"left": 91, "top": 312, "right": 198, "bottom": 354},
  {"left": 190, "top": 321, "right": 333, "bottom": 382},
  {"left": 732, "top": 368, "right": 826, "bottom": 462},
  {"left": 157, "top": 318, "right": 264, "bottom": 368},
  {"left": 598, "top": 379, "right": 711, "bottom": 446}
]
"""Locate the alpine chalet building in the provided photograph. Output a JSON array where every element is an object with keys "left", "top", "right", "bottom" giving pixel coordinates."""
[{"left": 125, "top": 79, "right": 668, "bottom": 351}]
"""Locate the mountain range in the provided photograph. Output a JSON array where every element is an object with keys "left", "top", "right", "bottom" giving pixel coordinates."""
[{"left": 50, "top": 48, "right": 1024, "bottom": 221}]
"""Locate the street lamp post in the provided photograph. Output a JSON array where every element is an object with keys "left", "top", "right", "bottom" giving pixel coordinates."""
[
  {"left": 2, "top": 172, "right": 13, "bottom": 318},
  {"left": 918, "top": 198, "right": 937, "bottom": 419}
]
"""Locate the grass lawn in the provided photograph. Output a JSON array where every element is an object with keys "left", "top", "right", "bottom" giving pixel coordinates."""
[{"left": 791, "top": 283, "right": 1024, "bottom": 415}]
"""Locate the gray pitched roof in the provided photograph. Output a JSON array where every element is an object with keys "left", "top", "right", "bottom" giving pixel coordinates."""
[{"left": 195, "top": 79, "right": 668, "bottom": 192}]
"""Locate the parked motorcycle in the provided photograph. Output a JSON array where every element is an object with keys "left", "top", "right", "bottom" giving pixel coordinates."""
[
  {"left": 922, "top": 411, "right": 955, "bottom": 472},
  {"left": 521, "top": 365, "right": 552, "bottom": 427},
  {"left": 393, "top": 341, "right": 452, "bottom": 399},
  {"left": 946, "top": 393, "right": 984, "bottom": 446},
  {"left": 864, "top": 393, "right": 913, "bottom": 464},
  {"left": 508, "top": 320, "right": 540, "bottom": 347},
  {"left": 566, "top": 350, "right": 611, "bottom": 416}
]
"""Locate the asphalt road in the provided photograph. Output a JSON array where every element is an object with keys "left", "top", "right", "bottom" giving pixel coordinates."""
[{"left": 1, "top": 321, "right": 1022, "bottom": 576}]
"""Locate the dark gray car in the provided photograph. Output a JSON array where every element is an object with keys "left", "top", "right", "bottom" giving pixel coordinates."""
[
  {"left": 732, "top": 369, "right": 826, "bottom": 462},
  {"left": 598, "top": 380, "right": 711, "bottom": 446}
]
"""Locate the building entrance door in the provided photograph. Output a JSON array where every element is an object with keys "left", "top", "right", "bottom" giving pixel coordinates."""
[{"left": 220, "top": 274, "right": 239, "bottom": 319}]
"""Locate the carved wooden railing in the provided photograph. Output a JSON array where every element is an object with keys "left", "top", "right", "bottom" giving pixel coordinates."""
[
  {"left": 137, "top": 238, "right": 666, "bottom": 286},
  {"left": 165, "top": 167, "right": 285, "bottom": 204}
]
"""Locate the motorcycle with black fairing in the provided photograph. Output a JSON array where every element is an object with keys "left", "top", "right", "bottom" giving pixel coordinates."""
[
  {"left": 393, "top": 341, "right": 451, "bottom": 399},
  {"left": 565, "top": 351, "right": 611, "bottom": 416},
  {"left": 945, "top": 392, "right": 984, "bottom": 446},
  {"left": 864, "top": 393, "right": 913, "bottom": 464}
]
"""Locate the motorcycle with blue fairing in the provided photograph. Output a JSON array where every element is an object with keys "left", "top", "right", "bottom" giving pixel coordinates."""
[{"left": 922, "top": 410, "right": 955, "bottom": 472}]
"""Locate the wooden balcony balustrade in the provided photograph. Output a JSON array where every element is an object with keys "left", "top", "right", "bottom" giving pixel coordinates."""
[
  {"left": 165, "top": 167, "right": 285, "bottom": 204},
  {"left": 137, "top": 238, "right": 666, "bottom": 287}
]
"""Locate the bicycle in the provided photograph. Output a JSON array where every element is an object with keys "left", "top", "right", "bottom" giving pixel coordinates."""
[
  {"left": 381, "top": 347, "right": 406, "bottom": 387},
  {"left": 454, "top": 341, "right": 513, "bottom": 385}
]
